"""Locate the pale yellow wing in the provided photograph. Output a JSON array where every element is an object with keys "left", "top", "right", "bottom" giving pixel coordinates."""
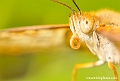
[
  {"left": 0, "top": 24, "right": 71, "bottom": 55},
  {"left": 96, "top": 26, "right": 120, "bottom": 43}
]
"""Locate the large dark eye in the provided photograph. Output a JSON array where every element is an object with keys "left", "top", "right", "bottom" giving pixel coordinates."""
[{"left": 80, "top": 18, "right": 94, "bottom": 34}]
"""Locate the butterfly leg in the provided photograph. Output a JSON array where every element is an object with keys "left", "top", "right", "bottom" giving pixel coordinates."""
[
  {"left": 72, "top": 60, "right": 104, "bottom": 81},
  {"left": 108, "top": 62, "right": 119, "bottom": 81}
]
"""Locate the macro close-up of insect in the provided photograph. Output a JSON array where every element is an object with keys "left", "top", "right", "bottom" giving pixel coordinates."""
[{"left": 0, "top": 0, "right": 120, "bottom": 81}]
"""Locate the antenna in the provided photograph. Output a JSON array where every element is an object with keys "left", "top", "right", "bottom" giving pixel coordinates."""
[
  {"left": 72, "top": 0, "right": 81, "bottom": 14},
  {"left": 51, "top": 0, "right": 76, "bottom": 12}
]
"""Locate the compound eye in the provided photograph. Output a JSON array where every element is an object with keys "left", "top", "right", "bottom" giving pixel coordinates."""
[{"left": 80, "top": 17, "right": 94, "bottom": 34}]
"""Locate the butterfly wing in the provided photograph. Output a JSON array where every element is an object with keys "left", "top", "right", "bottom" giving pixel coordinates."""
[
  {"left": 96, "top": 26, "right": 120, "bottom": 43},
  {"left": 0, "top": 24, "right": 71, "bottom": 55}
]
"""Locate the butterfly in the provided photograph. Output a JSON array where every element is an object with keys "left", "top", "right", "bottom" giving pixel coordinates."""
[
  {"left": 0, "top": 0, "right": 120, "bottom": 81},
  {"left": 51, "top": 0, "right": 120, "bottom": 81}
]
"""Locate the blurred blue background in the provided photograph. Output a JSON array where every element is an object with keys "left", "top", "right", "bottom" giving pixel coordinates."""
[{"left": 0, "top": 0, "right": 120, "bottom": 81}]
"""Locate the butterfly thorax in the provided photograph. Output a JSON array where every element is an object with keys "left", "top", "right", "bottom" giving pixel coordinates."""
[{"left": 69, "top": 11, "right": 120, "bottom": 64}]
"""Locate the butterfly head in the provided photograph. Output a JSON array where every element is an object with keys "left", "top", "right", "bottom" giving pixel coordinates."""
[
  {"left": 51, "top": 0, "right": 98, "bottom": 49},
  {"left": 69, "top": 12, "right": 98, "bottom": 35}
]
